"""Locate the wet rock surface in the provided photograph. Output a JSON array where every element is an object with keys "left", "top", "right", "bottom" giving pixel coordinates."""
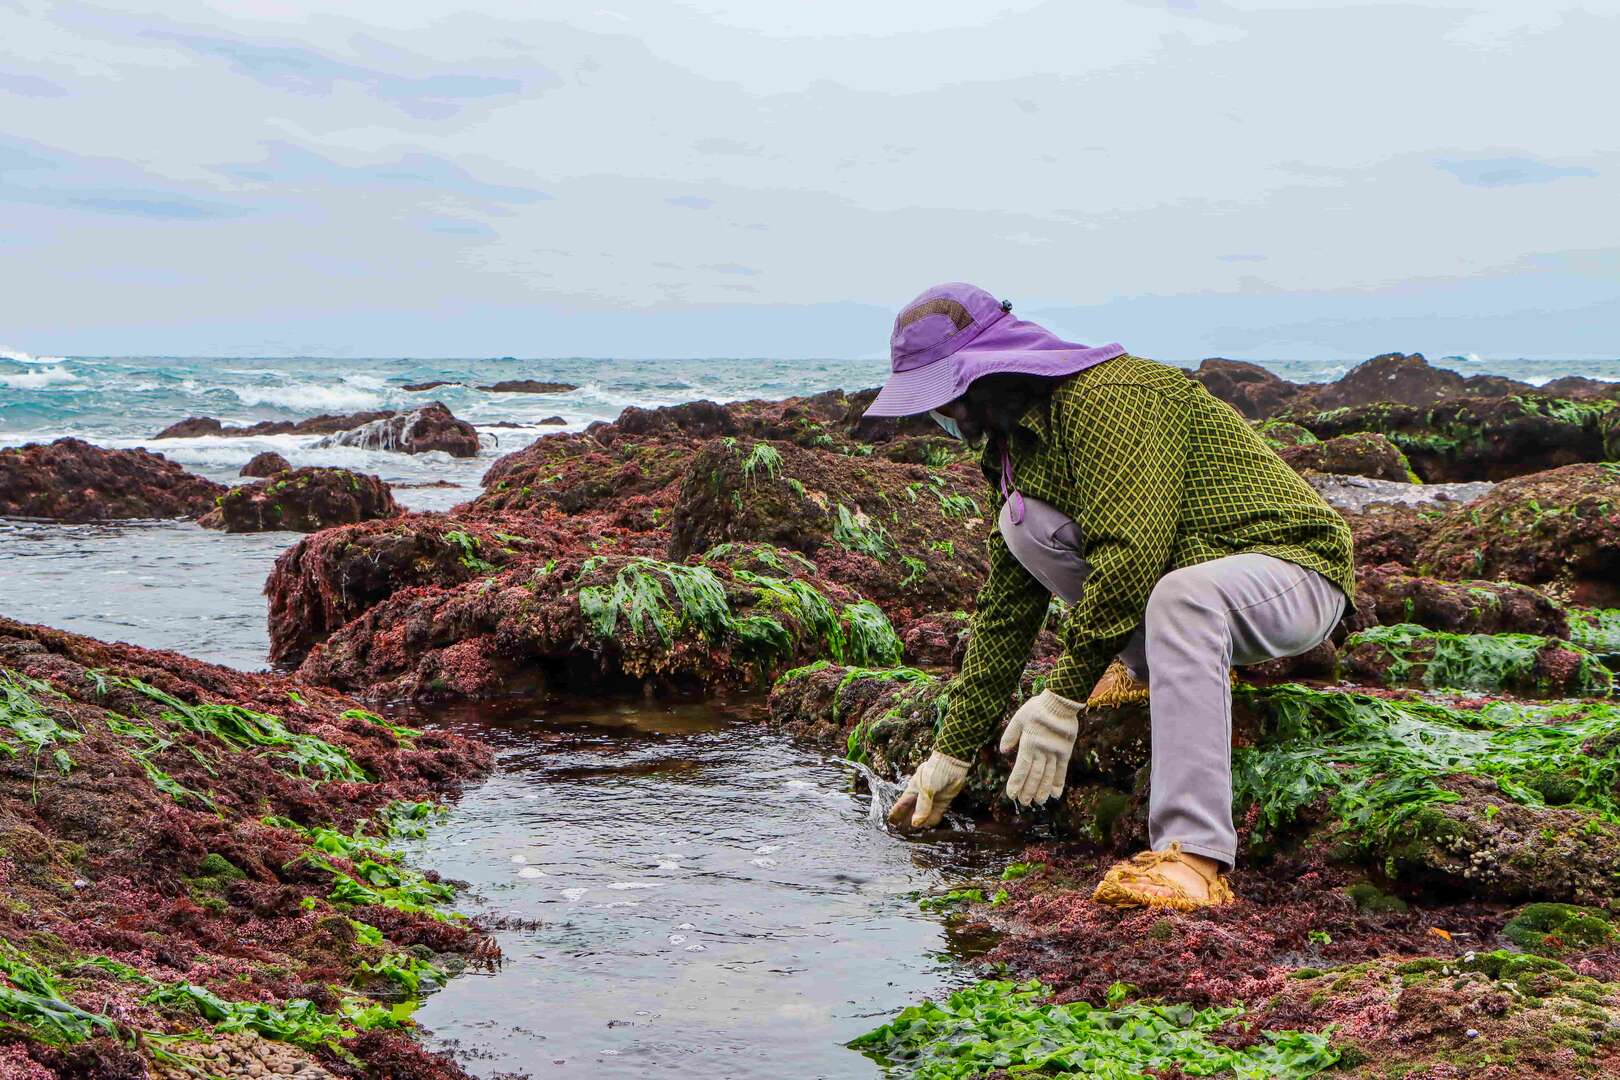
[
  {"left": 200, "top": 467, "right": 401, "bottom": 534},
  {"left": 313, "top": 402, "right": 481, "bottom": 458},
  {"left": 1279, "top": 432, "right": 1414, "bottom": 482},
  {"left": 0, "top": 437, "right": 227, "bottom": 521},
  {"left": 155, "top": 410, "right": 398, "bottom": 439}
]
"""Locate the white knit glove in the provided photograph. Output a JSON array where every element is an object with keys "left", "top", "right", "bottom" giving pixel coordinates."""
[
  {"left": 998, "top": 690, "right": 1082, "bottom": 806},
  {"left": 888, "top": 751, "right": 970, "bottom": 830}
]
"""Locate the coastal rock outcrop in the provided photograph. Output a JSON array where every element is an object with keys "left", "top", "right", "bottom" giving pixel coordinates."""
[
  {"left": 199, "top": 467, "right": 400, "bottom": 533},
  {"left": 1415, "top": 463, "right": 1620, "bottom": 605},
  {"left": 0, "top": 616, "right": 492, "bottom": 1079},
  {"left": 154, "top": 410, "right": 396, "bottom": 439},
  {"left": 1278, "top": 432, "right": 1415, "bottom": 482},
  {"left": 1355, "top": 563, "right": 1570, "bottom": 637},
  {"left": 1187, "top": 358, "right": 1311, "bottom": 419},
  {"left": 1282, "top": 394, "right": 1615, "bottom": 482},
  {"left": 667, "top": 438, "right": 991, "bottom": 620},
  {"left": 1308, "top": 352, "right": 1532, "bottom": 410},
  {"left": 313, "top": 402, "right": 480, "bottom": 458},
  {"left": 475, "top": 379, "right": 576, "bottom": 393},
  {"left": 296, "top": 548, "right": 904, "bottom": 701},
  {"left": 0, "top": 437, "right": 226, "bottom": 522},
  {"left": 240, "top": 450, "right": 292, "bottom": 477}
]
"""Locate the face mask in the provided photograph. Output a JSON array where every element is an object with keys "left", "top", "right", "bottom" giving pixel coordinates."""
[{"left": 929, "top": 410, "right": 963, "bottom": 440}]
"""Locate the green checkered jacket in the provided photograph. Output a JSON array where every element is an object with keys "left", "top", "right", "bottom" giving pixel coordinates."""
[{"left": 933, "top": 354, "right": 1355, "bottom": 760}]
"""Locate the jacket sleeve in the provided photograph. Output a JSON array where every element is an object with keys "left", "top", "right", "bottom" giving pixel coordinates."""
[
  {"left": 932, "top": 529, "right": 1050, "bottom": 759},
  {"left": 1045, "top": 384, "right": 1189, "bottom": 703}
]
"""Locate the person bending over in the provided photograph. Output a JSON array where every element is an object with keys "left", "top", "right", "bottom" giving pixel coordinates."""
[{"left": 862, "top": 282, "right": 1353, "bottom": 909}]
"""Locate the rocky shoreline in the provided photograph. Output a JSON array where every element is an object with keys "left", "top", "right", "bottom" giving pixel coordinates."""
[{"left": 3, "top": 350, "right": 1620, "bottom": 1078}]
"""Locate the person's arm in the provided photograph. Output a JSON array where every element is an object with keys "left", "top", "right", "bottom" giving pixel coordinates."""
[
  {"left": 932, "top": 530, "right": 1050, "bottom": 759},
  {"left": 1044, "top": 385, "right": 1189, "bottom": 703}
]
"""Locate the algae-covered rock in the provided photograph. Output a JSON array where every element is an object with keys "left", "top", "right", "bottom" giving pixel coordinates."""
[
  {"left": 1254, "top": 419, "right": 1319, "bottom": 449},
  {"left": 298, "top": 551, "right": 902, "bottom": 701},
  {"left": 200, "top": 467, "right": 400, "bottom": 534},
  {"left": 0, "top": 437, "right": 226, "bottom": 522},
  {"left": 265, "top": 511, "right": 594, "bottom": 666},
  {"left": 667, "top": 438, "right": 991, "bottom": 621},
  {"left": 1282, "top": 395, "right": 1615, "bottom": 482},
  {"left": 1355, "top": 563, "right": 1570, "bottom": 638},
  {"left": 1242, "top": 952, "right": 1620, "bottom": 1079},
  {"left": 1338, "top": 502, "right": 1454, "bottom": 569},
  {"left": 1503, "top": 902, "right": 1618, "bottom": 955},
  {"left": 1416, "top": 463, "right": 1620, "bottom": 606},
  {"left": 1279, "top": 432, "right": 1416, "bottom": 482},
  {"left": 1340, "top": 623, "right": 1613, "bottom": 696}
]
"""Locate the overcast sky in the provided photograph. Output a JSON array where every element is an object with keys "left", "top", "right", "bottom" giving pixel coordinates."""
[{"left": 1, "top": 0, "right": 1615, "bottom": 360}]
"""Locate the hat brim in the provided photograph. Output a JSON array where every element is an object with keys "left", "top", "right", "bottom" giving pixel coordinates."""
[
  {"left": 861, "top": 354, "right": 960, "bottom": 418},
  {"left": 862, "top": 344, "right": 1125, "bottom": 418}
]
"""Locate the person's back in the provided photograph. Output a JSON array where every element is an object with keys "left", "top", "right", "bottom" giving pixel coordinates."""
[{"left": 1046, "top": 353, "right": 1354, "bottom": 598}]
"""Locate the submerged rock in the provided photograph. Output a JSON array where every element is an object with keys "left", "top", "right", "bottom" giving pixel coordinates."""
[
  {"left": 0, "top": 437, "right": 226, "bottom": 522},
  {"left": 314, "top": 402, "right": 480, "bottom": 458},
  {"left": 1416, "top": 463, "right": 1620, "bottom": 606},
  {"left": 199, "top": 467, "right": 400, "bottom": 534},
  {"left": 1284, "top": 394, "right": 1615, "bottom": 482},
  {"left": 240, "top": 450, "right": 292, "bottom": 477}
]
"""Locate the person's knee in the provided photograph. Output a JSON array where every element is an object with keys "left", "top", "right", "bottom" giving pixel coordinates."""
[{"left": 1144, "top": 565, "right": 1224, "bottom": 644}]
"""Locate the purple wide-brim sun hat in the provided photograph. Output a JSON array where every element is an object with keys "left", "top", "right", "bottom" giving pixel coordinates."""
[{"left": 863, "top": 282, "right": 1125, "bottom": 418}]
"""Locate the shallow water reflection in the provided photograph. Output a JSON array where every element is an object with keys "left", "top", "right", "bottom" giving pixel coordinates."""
[{"left": 404, "top": 698, "right": 1017, "bottom": 1078}]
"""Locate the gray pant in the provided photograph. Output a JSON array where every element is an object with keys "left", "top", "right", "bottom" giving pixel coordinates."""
[{"left": 1000, "top": 497, "right": 1345, "bottom": 866}]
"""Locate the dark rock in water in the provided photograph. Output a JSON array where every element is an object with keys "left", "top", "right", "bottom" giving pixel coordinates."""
[
  {"left": 1310, "top": 352, "right": 1532, "bottom": 410},
  {"left": 199, "top": 467, "right": 399, "bottom": 533},
  {"left": 1416, "top": 463, "right": 1620, "bottom": 606},
  {"left": 1282, "top": 394, "right": 1615, "bottom": 482},
  {"left": 265, "top": 511, "right": 580, "bottom": 666},
  {"left": 1279, "top": 432, "right": 1414, "bottom": 482},
  {"left": 240, "top": 450, "right": 292, "bottom": 478},
  {"left": 154, "top": 410, "right": 397, "bottom": 439},
  {"left": 667, "top": 438, "right": 991, "bottom": 620},
  {"left": 1187, "top": 358, "right": 1311, "bottom": 419},
  {"left": 539, "top": 415, "right": 566, "bottom": 426},
  {"left": 1540, "top": 375, "right": 1620, "bottom": 401},
  {"left": 1355, "top": 563, "right": 1569, "bottom": 637},
  {"left": 475, "top": 379, "right": 577, "bottom": 394},
  {"left": 402, "top": 380, "right": 461, "bottom": 392},
  {"left": 0, "top": 437, "right": 226, "bottom": 522},
  {"left": 313, "top": 402, "right": 480, "bottom": 458}
]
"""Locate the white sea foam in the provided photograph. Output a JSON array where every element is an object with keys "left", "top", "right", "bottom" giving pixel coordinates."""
[
  {"left": 1, "top": 366, "right": 80, "bottom": 389},
  {"left": 0, "top": 348, "right": 67, "bottom": 365},
  {"left": 231, "top": 382, "right": 390, "bottom": 412}
]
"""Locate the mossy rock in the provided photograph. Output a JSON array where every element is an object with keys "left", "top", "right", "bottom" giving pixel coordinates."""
[
  {"left": 1503, "top": 902, "right": 1618, "bottom": 954},
  {"left": 1344, "top": 880, "right": 1409, "bottom": 914},
  {"left": 1339, "top": 623, "right": 1614, "bottom": 697}
]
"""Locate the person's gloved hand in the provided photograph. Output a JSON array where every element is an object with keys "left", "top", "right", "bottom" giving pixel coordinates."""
[
  {"left": 888, "top": 751, "right": 970, "bottom": 830},
  {"left": 998, "top": 690, "right": 1082, "bottom": 806}
]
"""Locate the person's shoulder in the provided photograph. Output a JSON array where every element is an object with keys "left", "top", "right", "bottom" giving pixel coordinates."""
[{"left": 1057, "top": 354, "right": 1192, "bottom": 405}]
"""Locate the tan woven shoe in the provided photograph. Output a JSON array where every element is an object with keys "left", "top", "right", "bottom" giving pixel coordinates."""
[
  {"left": 1086, "top": 659, "right": 1149, "bottom": 709},
  {"left": 1091, "top": 843, "right": 1237, "bottom": 911}
]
